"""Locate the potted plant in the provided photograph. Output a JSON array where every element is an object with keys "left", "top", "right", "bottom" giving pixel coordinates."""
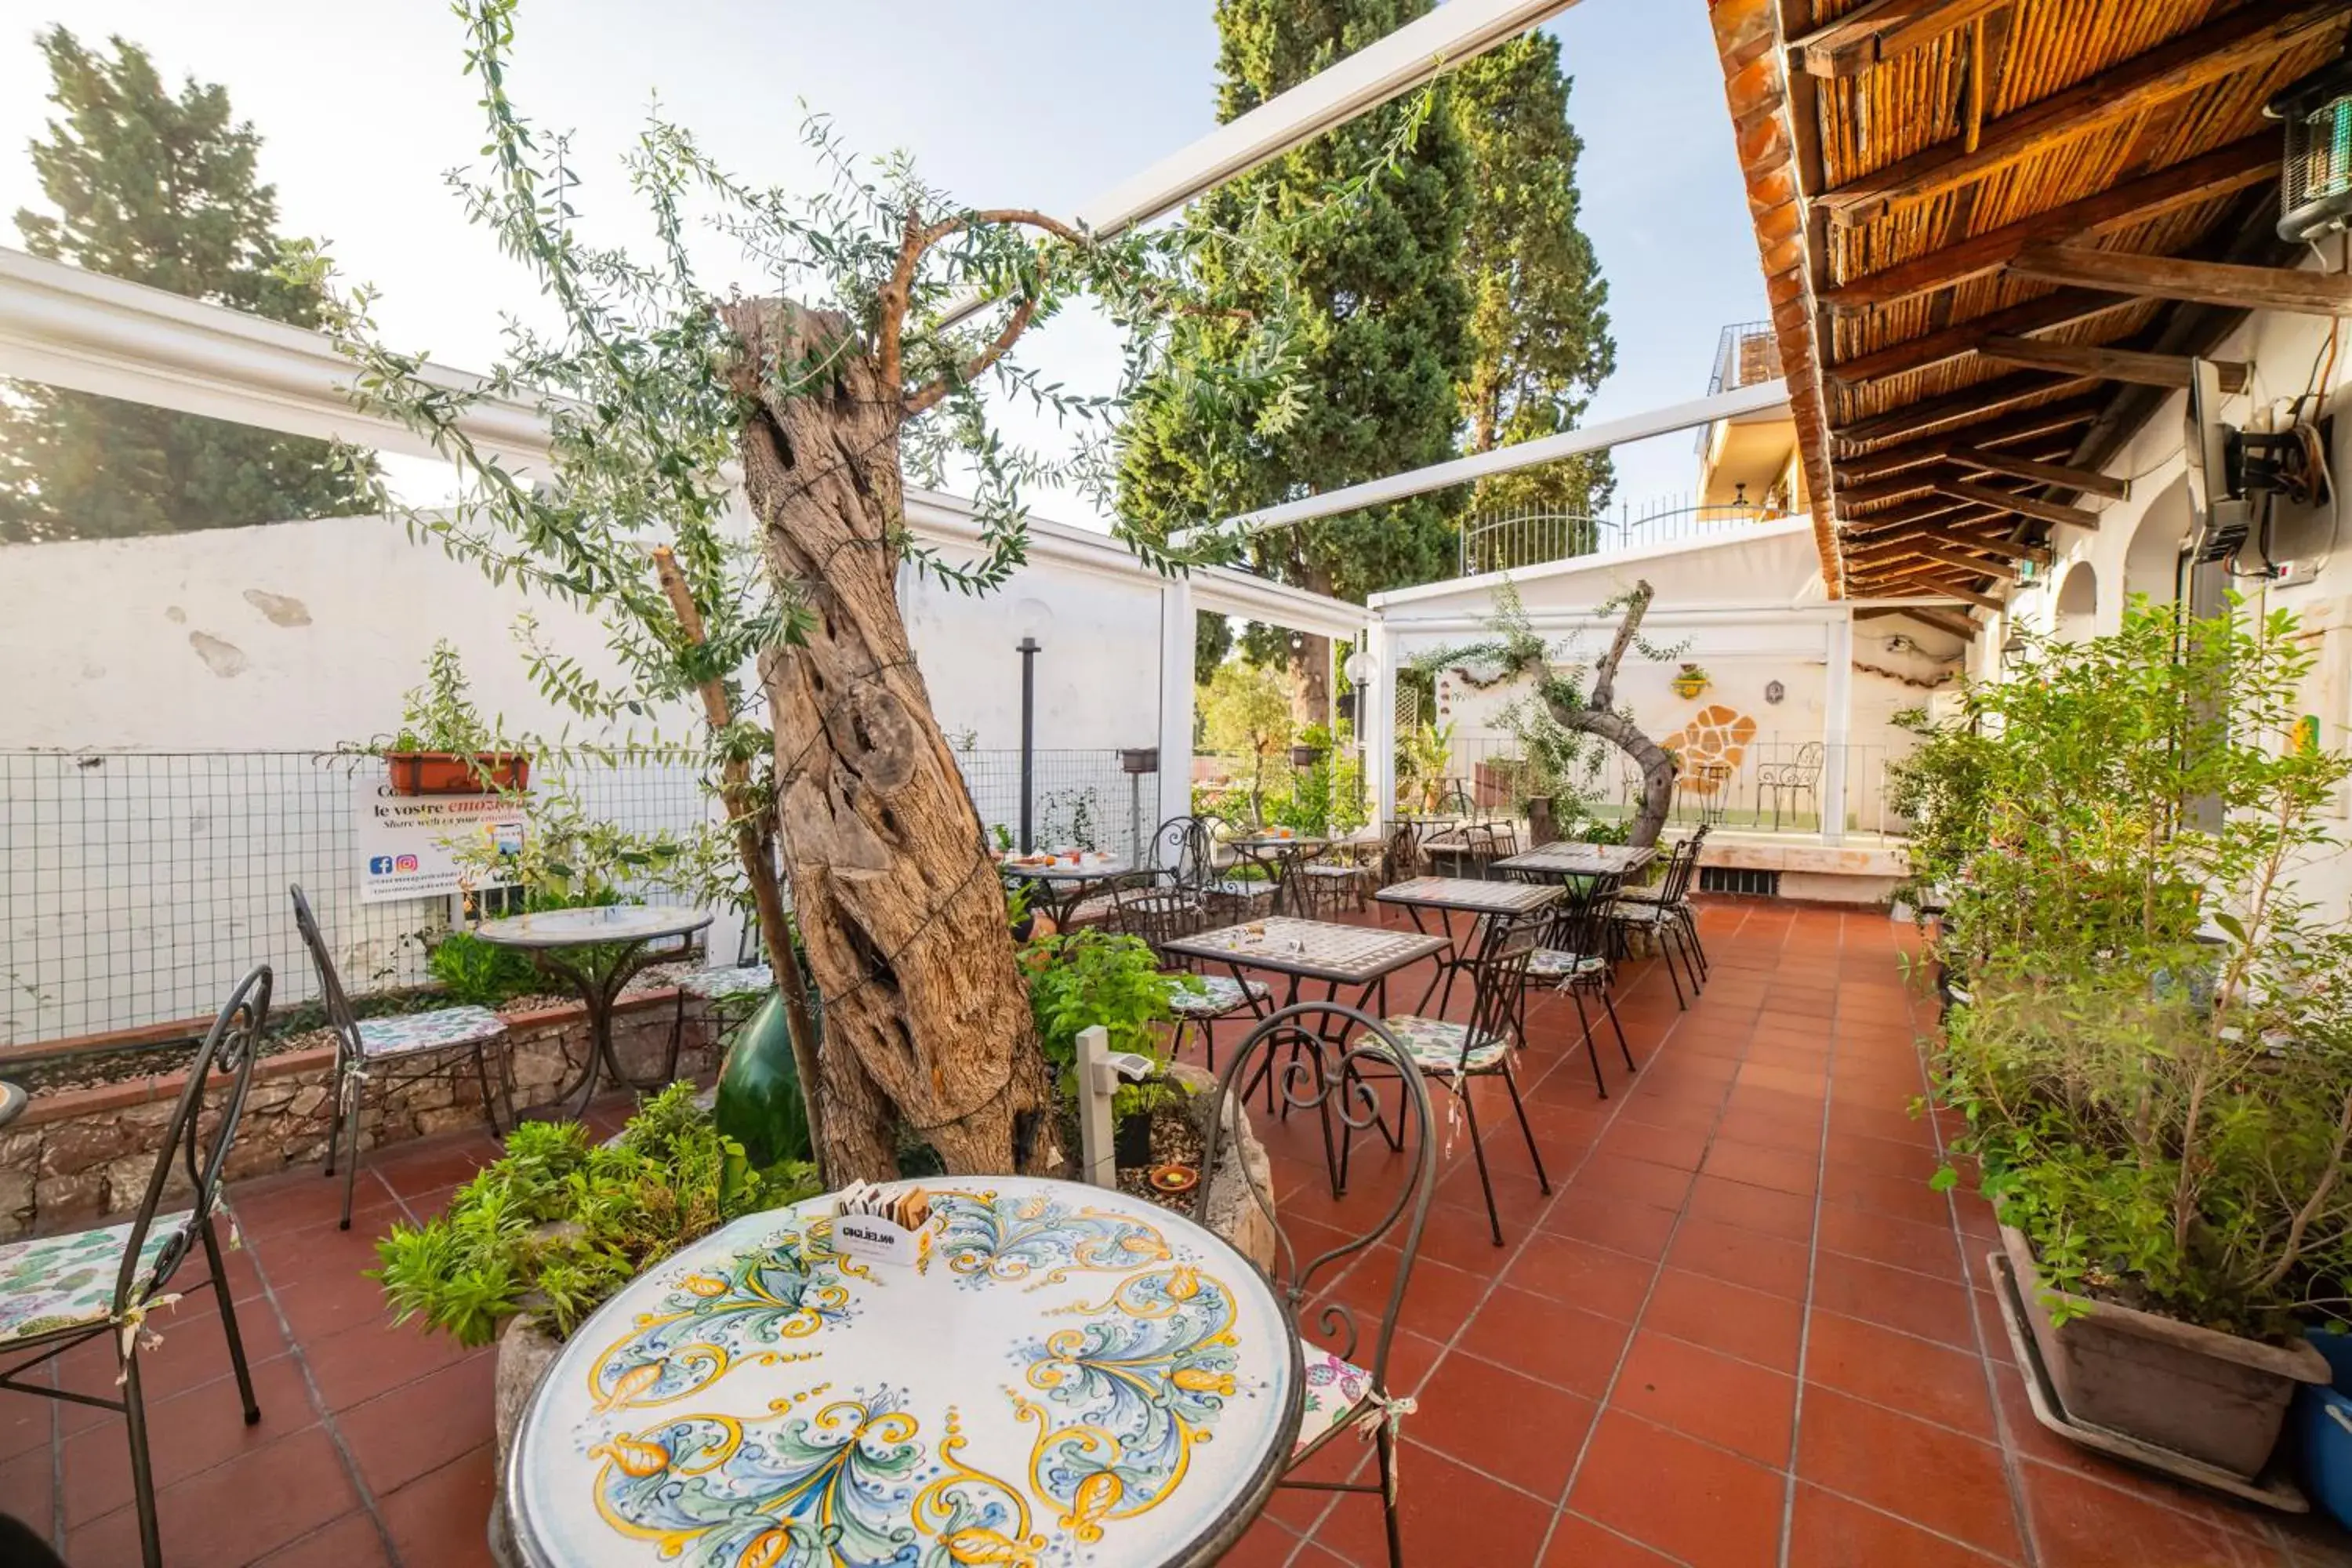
[
  {"left": 381, "top": 641, "right": 532, "bottom": 796},
  {"left": 1670, "top": 662, "right": 1710, "bottom": 699},
  {"left": 1025, "top": 929, "right": 1190, "bottom": 1170},
  {"left": 1911, "top": 601, "right": 2352, "bottom": 1482}
]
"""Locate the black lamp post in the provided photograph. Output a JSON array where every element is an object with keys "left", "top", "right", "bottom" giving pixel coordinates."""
[{"left": 1017, "top": 636, "right": 1040, "bottom": 852}]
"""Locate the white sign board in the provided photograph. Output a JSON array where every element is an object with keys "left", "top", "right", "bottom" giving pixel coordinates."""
[{"left": 354, "top": 771, "right": 528, "bottom": 904}]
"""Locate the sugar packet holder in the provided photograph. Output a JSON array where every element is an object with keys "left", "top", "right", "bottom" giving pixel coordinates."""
[{"left": 829, "top": 1181, "right": 938, "bottom": 1268}]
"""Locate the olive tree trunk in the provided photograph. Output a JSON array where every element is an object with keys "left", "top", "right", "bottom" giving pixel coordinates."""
[
  {"left": 1544, "top": 582, "right": 1677, "bottom": 849},
  {"left": 720, "top": 297, "right": 1056, "bottom": 1181}
]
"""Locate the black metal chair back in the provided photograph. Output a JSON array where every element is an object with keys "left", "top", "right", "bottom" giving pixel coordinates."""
[
  {"left": 1536, "top": 875, "right": 1616, "bottom": 965},
  {"left": 1114, "top": 885, "right": 1210, "bottom": 960},
  {"left": 1461, "top": 912, "right": 1539, "bottom": 1058},
  {"left": 1144, "top": 815, "right": 1226, "bottom": 897},
  {"left": 1196, "top": 1003, "right": 1436, "bottom": 1389},
  {"left": 1659, "top": 824, "right": 1710, "bottom": 904},
  {"left": 289, "top": 884, "right": 364, "bottom": 1078},
  {"left": 118, "top": 964, "right": 270, "bottom": 1316}
]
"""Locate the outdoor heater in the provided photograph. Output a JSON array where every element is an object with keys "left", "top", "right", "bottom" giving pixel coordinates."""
[{"left": 2270, "top": 54, "right": 2352, "bottom": 243}]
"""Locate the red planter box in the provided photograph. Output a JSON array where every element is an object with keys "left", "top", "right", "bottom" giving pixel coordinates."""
[{"left": 386, "top": 751, "right": 532, "bottom": 796}]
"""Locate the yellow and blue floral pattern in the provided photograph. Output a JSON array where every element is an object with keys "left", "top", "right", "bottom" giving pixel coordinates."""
[
  {"left": 510, "top": 1180, "right": 1298, "bottom": 1568},
  {"left": 1379, "top": 1014, "right": 1512, "bottom": 1074}
]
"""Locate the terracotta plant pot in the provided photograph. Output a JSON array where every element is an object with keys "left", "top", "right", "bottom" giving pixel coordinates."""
[
  {"left": 387, "top": 750, "right": 532, "bottom": 796},
  {"left": 2002, "top": 1224, "right": 2329, "bottom": 1478}
]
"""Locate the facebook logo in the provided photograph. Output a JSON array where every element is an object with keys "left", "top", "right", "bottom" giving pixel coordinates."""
[{"left": 368, "top": 856, "right": 395, "bottom": 876}]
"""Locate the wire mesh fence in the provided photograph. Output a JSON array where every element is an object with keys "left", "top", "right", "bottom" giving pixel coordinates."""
[{"left": 0, "top": 746, "right": 1156, "bottom": 1047}]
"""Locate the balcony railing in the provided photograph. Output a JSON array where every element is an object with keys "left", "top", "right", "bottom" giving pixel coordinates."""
[{"left": 1458, "top": 497, "right": 1779, "bottom": 578}]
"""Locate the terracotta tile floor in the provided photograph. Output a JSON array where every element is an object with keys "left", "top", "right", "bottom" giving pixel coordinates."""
[{"left": 9, "top": 899, "right": 2352, "bottom": 1566}]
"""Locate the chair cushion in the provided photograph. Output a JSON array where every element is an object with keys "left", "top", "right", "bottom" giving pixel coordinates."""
[
  {"left": 356, "top": 1005, "right": 510, "bottom": 1058},
  {"left": 0, "top": 1212, "right": 188, "bottom": 1345},
  {"left": 1299, "top": 862, "right": 1364, "bottom": 879},
  {"left": 1207, "top": 879, "right": 1274, "bottom": 902},
  {"left": 1529, "top": 947, "right": 1607, "bottom": 980},
  {"left": 1381, "top": 1015, "right": 1511, "bottom": 1073},
  {"left": 1167, "top": 974, "right": 1269, "bottom": 1018},
  {"left": 677, "top": 964, "right": 774, "bottom": 1000},
  {"left": 1295, "top": 1347, "right": 1376, "bottom": 1453},
  {"left": 1609, "top": 904, "right": 1676, "bottom": 930}
]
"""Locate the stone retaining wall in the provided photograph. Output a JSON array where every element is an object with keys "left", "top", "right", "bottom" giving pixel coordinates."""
[{"left": 0, "top": 991, "right": 724, "bottom": 1240}]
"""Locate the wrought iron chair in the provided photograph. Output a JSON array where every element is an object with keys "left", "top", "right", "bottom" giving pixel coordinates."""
[
  {"left": 1376, "top": 911, "right": 1549, "bottom": 1245},
  {"left": 0, "top": 966, "right": 272, "bottom": 1568},
  {"left": 1198, "top": 1003, "right": 1435, "bottom": 1568},
  {"left": 669, "top": 920, "right": 775, "bottom": 1069},
  {"left": 1513, "top": 871, "right": 1639, "bottom": 1097},
  {"left": 1756, "top": 741, "right": 1826, "bottom": 829},
  {"left": 1112, "top": 881, "right": 1269, "bottom": 1073},
  {"left": 1608, "top": 827, "right": 1709, "bottom": 1007},
  {"left": 291, "top": 885, "right": 513, "bottom": 1229}
]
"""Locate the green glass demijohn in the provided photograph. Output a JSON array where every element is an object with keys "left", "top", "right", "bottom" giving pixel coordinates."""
[{"left": 713, "top": 991, "right": 813, "bottom": 1167}]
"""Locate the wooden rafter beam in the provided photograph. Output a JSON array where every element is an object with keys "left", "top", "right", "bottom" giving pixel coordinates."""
[
  {"left": 1827, "top": 290, "right": 2134, "bottom": 387},
  {"left": 1835, "top": 438, "right": 2078, "bottom": 508},
  {"left": 1842, "top": 495, "right": 2004, "bottom": 532},
  {"left": 1819, "top": 0, "right": 2351, "bottom": 226},
  {"left": 1791, "top": 0, "right": 2009, "bottom": 78},
  {"left": 1933, "top": 478, "right": 2104, "bottom": 531},
  {"left": 1821, "top": 134, "right": 2278, "bottom": 310},
  {"left": 1855, "top": 604, "right": 1983, "bottom": 641},
  {"left": 1947, "top": 443, "right": 2129, "bottom": 500},
  {"left": 1974, "top": 332, "right": 2251, "bottom": 392},
  {"left": 1848, "top": 523, "right": 2053, "bottom": 566},
  {"left": 1837, "top": 371, "right": 2096, "bottom": 447},
  {"left": 1834, "top": 398, "right": 2102, "bottom": 484},
  {"left": 2007, "top": 243, "right": 2352, "bottom": 318},
  {"left": 1886, "top": 539, "right": 2024, "bottom": 580},
  {"left": 1858, "top": 570, "right": 2007, "bottom": 612}
]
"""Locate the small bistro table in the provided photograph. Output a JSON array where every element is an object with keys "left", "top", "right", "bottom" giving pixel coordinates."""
[
  {"left": 1374, "top": 876, "right": 1563, "bottom": 1017},
  {"left": 1491, "top": 842, "right": 1658, "bottom": 882},
  {"left": 997, "top": 853, "right": 1136, "bottom": 930},
  {"left": 504, "top": 1177, "right": 1304, "bottom": 1568},
  {"left": 1220, "top": 833, "right": 1327, "bottom": 916},
  {"left": 1162, "top": 917, "right": 1450, "bottom": 1189},
  {"left": 473, "top": 903, "right": 712, "bottom": 1120}
]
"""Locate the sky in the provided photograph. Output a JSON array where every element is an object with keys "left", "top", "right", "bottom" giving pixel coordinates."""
[{"left": 0, "top": 0, "right": 1767, "bottom": 522}]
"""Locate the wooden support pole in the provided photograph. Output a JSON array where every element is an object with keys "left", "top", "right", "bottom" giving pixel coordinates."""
[
  {"left": 1947, "top": 443, "right": 2130, "bottom": 499},
  {"left": 1933, "top": 478, "right": 2104, "bottom": 531},
  {"left": 2007, "top": 243, "right": 2352, "bottom": 318},
  {"left": 1974, "top": 332, "right": 2250, "bottom": 392}
]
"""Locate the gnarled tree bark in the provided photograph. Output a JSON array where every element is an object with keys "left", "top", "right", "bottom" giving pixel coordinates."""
[
  {"left": 720, "top": 296, "right": 1055, "bottom": 1181},
  {"left": 1540, "top": 580, "right": 1677, "bottom": 849}
]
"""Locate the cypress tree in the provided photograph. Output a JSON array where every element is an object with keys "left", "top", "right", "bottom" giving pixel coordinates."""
[{"left": 0, "top": 29, "right": 370, "bottom": 543}]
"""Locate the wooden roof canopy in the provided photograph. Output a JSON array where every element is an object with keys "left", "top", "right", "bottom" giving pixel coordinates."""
[{"left": 1708, "top": 0, "right": 2352, "bottom": 616}]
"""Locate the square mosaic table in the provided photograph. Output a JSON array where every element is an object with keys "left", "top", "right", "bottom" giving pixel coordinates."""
[
  {"left": 506, "top": 1178, "right": 1302, "bottom": 1568},
  {"left": 1372, "top": 877, "right": 1563, "bottom": 916},
  {"left": 1490, "top": 843, "right": 1658, "bottom": 880},
  {"left": 1161, "top": 916, "right": 1447, "bottom": 990}
]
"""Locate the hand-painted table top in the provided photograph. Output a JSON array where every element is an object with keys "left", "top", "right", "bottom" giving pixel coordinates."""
[
  {"left": 505, "top": 1178, "right": 1302, "bottom": 1568},
  {"left": 998, "top": 857, "right": 1136, "bottom": 884},
  {"left": 472, "top": 903, "right": 713, "bottom": 949}
]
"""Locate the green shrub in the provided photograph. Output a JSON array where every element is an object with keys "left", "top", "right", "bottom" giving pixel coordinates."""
[
  {"left": 1025, "top": 928, "right": 1191, "bottom": 1119},
  {"left": 372, "top": 1083, "right": 818, "bottom": 1346},
  {"left": 425, "top": 928, "right": 539, "bottom": 1007}
]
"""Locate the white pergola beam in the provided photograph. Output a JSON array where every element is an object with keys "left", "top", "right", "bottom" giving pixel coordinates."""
[
  {"left": 1075, "top": 0, "right": 1579, "bottom": 238},
  {"left": 0, "top": 248, "right": 561, "bottom": 471},
  {"left": 1185, "top": 378, "right": 1791, "bottom": 544}
]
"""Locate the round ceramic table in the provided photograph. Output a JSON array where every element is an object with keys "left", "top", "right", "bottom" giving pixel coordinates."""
[
  {"left": 472, "top": 904, "right": 712, "bottom": 1120},
  {"left": 998, "top": 855, "right": 1137, "bottom": 930},
  {"left": 504, "top": 1176, "right": 1303, "bottom": 1568},
  {"left": 0, "top": 1081, "right": 26, "bottom": 1129}
]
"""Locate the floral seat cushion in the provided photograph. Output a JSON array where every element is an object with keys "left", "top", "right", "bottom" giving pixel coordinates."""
[
  {"left": 678, "top": 964, "right": 774, "bottom": 1000},
  {"left": 1529, "top": 947, "right": 1607, "bottom": 980},
  {"left": 1295, "top": 1346, "right": 1379, "bottom": 1454},
  {"left": 1167, "top": 974, "right": 1270, "bottom": 1018},
  {"left": 1610, "top": 902, "right": 1677, "bottom": 930},
  {"left": 1381, "top": 1014, "right": 1511, "bottom": 1073},
  {"left": 0, "top": 1213, "right": 188, "bottom": 1345},
  {"left": 355, "top": 1005, "right": 509, "bottom": 1059}
]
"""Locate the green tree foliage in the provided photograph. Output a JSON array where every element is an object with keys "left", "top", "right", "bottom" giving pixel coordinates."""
[
  {"left": 1120, "top": 0, "right": 1473, "bottom": 718},
  {"left": 1451, "top": 33, "right": 1617, "bottom": 520},
  {"left": 0, "top": 28, "right": 369, "bottom": 543},
  {"left": 1199, "top": 658, "right": 1296, "bottom": 822}
]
